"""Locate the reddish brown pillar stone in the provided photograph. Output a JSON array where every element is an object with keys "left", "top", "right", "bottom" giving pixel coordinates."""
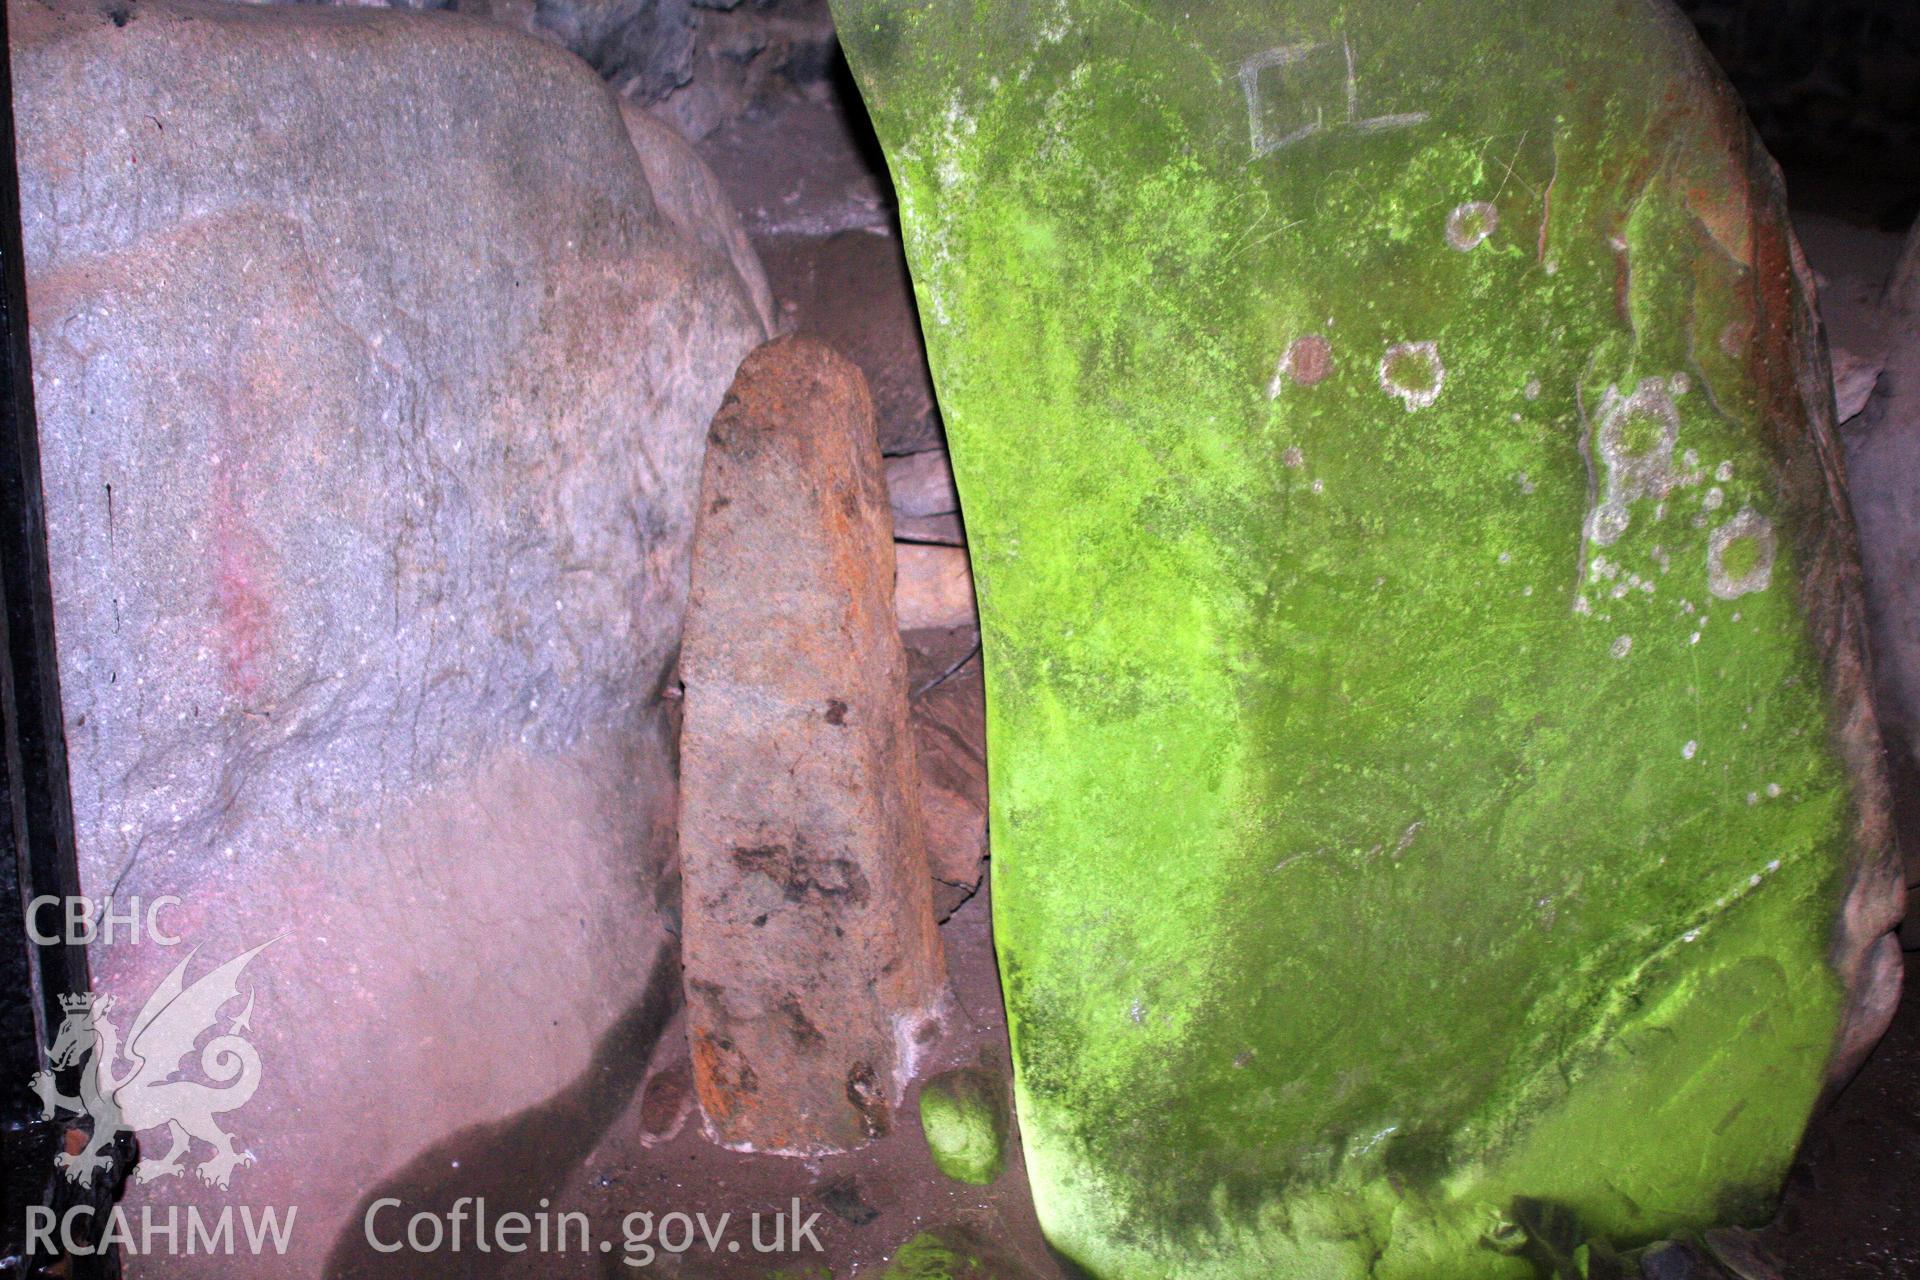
[{"left": 679, "top": 336, "right": 947, "bottom": 1155}]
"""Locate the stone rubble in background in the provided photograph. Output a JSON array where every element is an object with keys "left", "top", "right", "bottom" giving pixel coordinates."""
[
  {"left": 243, "top": 0, "right": 838, "bottom": 143},
  {"left": 906, "top": 631, "right": 988, "bottom": 920},
  {"left": 887, "top": 448, "right": 965, "bottom": 544},
  {"left": 753, "top": 229, "right": 947, "bottom": 453},
  {"left": 1813, "top": 211, "right": 1920, "bottom": 888},
  {"left": 895, "top": 544, "right": 977, "bottom": 633},
  {"left": 678, "top": 335, "right": 947, "bottom": 1155}
]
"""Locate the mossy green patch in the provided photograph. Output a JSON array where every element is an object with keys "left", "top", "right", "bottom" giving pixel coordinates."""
[
  {"left": 919, "top": 1066, "right": 1011, "bottom": 1185},
  {"left": 881, "top": 1228, "right": 1028, "bottom": 1280},
  {"left": 1719, "top": 534, "right": 1761, "bottom": 582},
  {"left": 830, "top": 1, "right": 1862, "bottom": 1275}
]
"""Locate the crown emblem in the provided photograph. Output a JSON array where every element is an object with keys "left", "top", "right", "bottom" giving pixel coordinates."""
[{"left": 57, "top": 992, "right": 93, "bottom": 1013}]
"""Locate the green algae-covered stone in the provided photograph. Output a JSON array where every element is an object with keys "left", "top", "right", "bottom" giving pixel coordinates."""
[
  {"left": 830, "top": 1, "right": 1902, "bottom": 1276},
  {"left": 919, "top": 1065, "right": 1011, "bottom": 1184}
]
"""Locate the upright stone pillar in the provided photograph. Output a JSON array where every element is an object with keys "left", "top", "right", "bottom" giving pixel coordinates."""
[
  {"left": 680, "top": 336, "right": 947, "bottom": 1155},
  {"left": 831, "top": 1, "right": 1902, "bottom": 1273}
]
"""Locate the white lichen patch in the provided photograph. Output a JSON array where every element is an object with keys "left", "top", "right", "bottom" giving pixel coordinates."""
[
  {"left": 1038, "top": 0, "right": 1071, "bottom": 42},
  {"left": 1379, "top": 340, "right": 1444, "bottom": 411},
  {"left": 1446, "top": 200, "right": 1498, "bottom": 251},
  {"left": 1586, "top": 377, "right": 1681, "bottom": 548},
  {"left": 1707, "top": 507, "right": 1776, "bottom": 600},
  {"left": 1682, "top": 739, "right": 1699, "bottom": 760},
  {"left": 1610, "top": 635, "right": 1632, "bottom": 659},
  {"left": 1524, "top": 377, "right": 1542, "bottom": 401}
]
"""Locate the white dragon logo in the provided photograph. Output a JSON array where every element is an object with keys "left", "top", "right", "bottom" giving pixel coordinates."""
[{"left": 30, "top": 939, "right": 276, "bottom": 1190}]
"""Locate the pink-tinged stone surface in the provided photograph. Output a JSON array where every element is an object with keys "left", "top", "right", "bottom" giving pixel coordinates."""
[{"left": 14, "top": 0, "right": 767, "bottom": 1269}]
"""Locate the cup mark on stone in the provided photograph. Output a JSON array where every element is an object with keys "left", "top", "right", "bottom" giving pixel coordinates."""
[
  {"left": 1707, "top": 506, "right": 1775, "bottom": 600},
  {"left": 1269, "top": 334, "right": 1333, "bottom": 397},
  {"left": 1379, "top": 340, "right": 1443, "bottom": 411},
  {"left": 1445, "top": 200, "right": 1498, "bottom": 251}
]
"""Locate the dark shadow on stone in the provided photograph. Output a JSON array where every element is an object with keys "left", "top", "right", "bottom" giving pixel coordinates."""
[
  {"left": 323, "top": 940, "right": 680, "bottom": 1278},
  {"left": 826, "top": 43, "right": 892, "bottom": 193}
]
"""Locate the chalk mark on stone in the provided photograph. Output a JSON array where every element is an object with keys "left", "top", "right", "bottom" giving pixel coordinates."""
[{"left": 1240, "top": 35, "right": 1429, "bottom": 159}]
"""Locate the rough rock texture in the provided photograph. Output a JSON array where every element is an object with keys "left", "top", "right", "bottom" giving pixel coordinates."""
[
  {"left": 761, "top": 230, "right": 948, "bottom": 455},
  {"left": 680, "top": 335, "right": 946, "bottom": 1155},
  {"left": 654, "top": 0, "right": 838, "bottom": 143},
  {"left": 14, "top": 0, "right": 766, "bottom": 1269},
  {"left": 834, "top": 0, "right": 1902, "bottom": 1274},
  {"left": 243, "top": 0, "right": 703, "bottom": 98},
  {"left": 911, "top": 648, "right": 988, "bottom": 917},
  {"left": 244, "top": 0, "right": 838, "bottom": 143},
  {"left": 887, "top": 450, "right": 962, "bottom": 518},
  {"left": 1857, "top": 224, "right": 1920, "bottom": 884},
  {"left": 896, "top": 544, "right": 976, "bottom": 631},
  {"left": 888, "top": 447, "right": 965, "bottom": 544}
]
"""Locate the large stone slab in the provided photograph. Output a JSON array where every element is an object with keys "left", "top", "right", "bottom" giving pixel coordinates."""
[
  {"left": 831, "top": 1, "right": 1902, "bottom": 1274},
  {"left": 14, "top": 0, "right": 767, "bottom": 1268},
  {"left": 680, "top": 335, "right": 946, "bottom": 1155}
]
